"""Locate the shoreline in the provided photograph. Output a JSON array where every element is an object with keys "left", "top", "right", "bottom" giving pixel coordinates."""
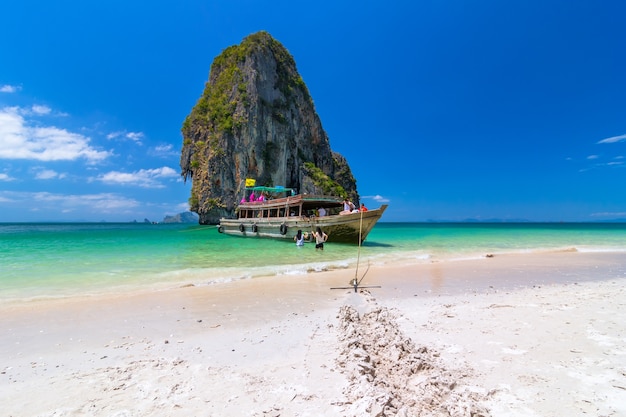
[
  {"left": 2, "top": 251, "right": 626, "bottom": 416},
  {"left": 2, "top": 248, "right": 625, "bottom": 306}
]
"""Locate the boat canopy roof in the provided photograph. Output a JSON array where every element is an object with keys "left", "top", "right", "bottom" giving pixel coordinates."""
[{"left": 245, "top": 186, "right": 296, "bottom": 195}]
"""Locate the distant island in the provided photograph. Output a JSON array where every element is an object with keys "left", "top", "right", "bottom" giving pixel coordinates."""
[
  {"left": 161, "top": 212, "right": 199, "bottom": 224},
  {"left": 131, "top": 212, "right": 199, "bottom": 224}
]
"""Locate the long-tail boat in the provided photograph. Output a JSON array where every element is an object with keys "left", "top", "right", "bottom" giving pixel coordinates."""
[{"left": 218, "top": 185, "right": 387, "bottom": 244}]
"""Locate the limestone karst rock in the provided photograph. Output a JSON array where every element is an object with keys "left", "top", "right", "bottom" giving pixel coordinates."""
[{"left": 180, "top": 31, "right": 358, "bottom": 224}]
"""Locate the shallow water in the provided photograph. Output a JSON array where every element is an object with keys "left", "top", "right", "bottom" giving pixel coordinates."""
[{"left": 1, "top": 222, "right": 625, "bottom": 301}]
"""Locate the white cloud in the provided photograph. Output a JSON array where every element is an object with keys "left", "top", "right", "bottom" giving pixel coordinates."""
[
  {"left": 31, "top": 105, "right": 51, "bottom": 115},
  {"left": 364, "top": 194, "right": 390, "bottom": 203},
  {"left": 107, "top": 130, "right": 144, "bottom": 144},
  {"left": 0, "top": 85, "right": 21, "bottom": 93},
  {"left": 37, "top": 192, "right": 140, "bottom": 211},
  {"left": 591, "top": 211, "right": 626, "bottom": 218},
  {"left": 126, "top": 132, "right": 144, "bottom": 142},
  {"left": 151, "top": 143, "right": 178, "bottom": 157},
  {"left": 35, "top": 169, "right": 66, "bottom": 180},
  {"left": 597, "top": 134, "right": 626, "bottom": 144},
  {"left": 155, "top": 144, "right": 174, "bottom": 152},
  {"left": 586, "top": 155, "right": 599, "bottom": 160},
  {"left": 0, "top": 173, "right": 15, "bottom": 181},
  {"left": 95, "top": 166, "right": 179, "bottom": 188},
  {"left": 0, "top": 191, "right": 140, "bottom": 213},
  {"left": 0, "top": 107, "right": 111, "bottom": 162},
  {"left": 174, "top": 202, "right": 190, "bottom": 212}
]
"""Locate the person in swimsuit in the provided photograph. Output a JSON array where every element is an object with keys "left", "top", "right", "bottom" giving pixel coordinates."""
[
  {"left": 294, "top": 229, "right": 305, "bottom": 246},
  {"left": 312, "top": 226, "right": 328, "bottom": 250}
]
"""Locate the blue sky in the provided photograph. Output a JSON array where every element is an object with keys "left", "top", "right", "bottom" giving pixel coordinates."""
[{"left": 1, "top": 1, "right": 625, "bottom": 222}]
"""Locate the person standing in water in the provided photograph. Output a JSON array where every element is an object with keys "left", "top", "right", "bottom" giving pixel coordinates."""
[
  {"left": 294, "top": 230, "right": 305, "bottom": 246},
  {"left": 312, "top": 227, "right": 328, "bottom": 250}
]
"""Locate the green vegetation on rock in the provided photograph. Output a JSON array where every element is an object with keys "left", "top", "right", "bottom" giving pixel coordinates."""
[{"left": 303, "top": 162, "right": 347, "bottom": 197}]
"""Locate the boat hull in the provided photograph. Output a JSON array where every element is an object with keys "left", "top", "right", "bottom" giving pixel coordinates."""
[{"left": 218, "top": 205, "right": 387, "bottom": 244}]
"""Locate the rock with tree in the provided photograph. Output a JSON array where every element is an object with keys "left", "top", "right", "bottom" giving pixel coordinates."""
[{"left": 180, "top": 31, "right": 358, "bottom": 224}]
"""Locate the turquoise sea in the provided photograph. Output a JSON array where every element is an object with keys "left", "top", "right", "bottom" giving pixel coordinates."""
[{"left": 1, "top": 222, "right": 626, "bottom": 303}]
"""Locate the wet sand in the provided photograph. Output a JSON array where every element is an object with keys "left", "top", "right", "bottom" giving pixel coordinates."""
[{"left": 2, "top": 252, "right": 625, "bottom": 416}]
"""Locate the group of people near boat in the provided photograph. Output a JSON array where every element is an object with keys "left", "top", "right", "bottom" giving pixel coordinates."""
[
  {"left": 339, "top": 199, "right": 368, "bottom": 215},
  {"left": 312, "top": 199, "right": 369, "bottom": 218},
  {"left": 241, "top": 191, "right": 269, "bottom": 203},
  {"left": 310, "top": 201, "right": 366, "bottom": 218},
  {"left": 294, "top": 227, "right": 328, "bottom": 250}
]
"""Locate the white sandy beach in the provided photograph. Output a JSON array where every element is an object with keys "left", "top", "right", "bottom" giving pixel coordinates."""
[{"left": 2, "top": 252, "right": 626, "bottom": 416}]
